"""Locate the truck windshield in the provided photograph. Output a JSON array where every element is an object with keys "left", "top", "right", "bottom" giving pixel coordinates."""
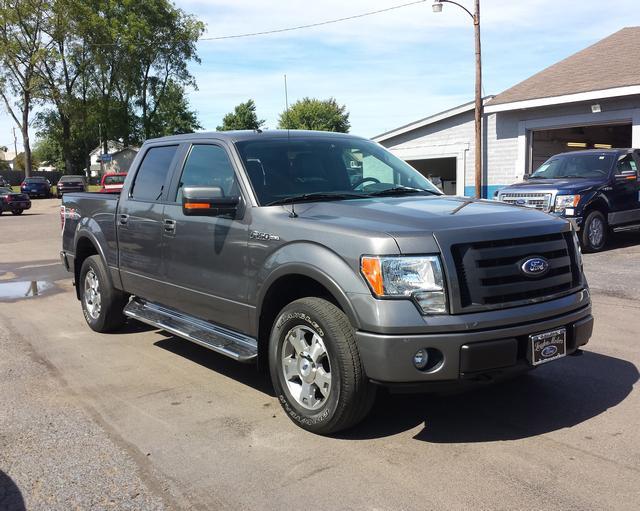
[
  {"left": 530, "top": 153, "right": 615, "bottom": 179},
  {"left": 234, "top": 137, "right": 441, "bottom": 205}
]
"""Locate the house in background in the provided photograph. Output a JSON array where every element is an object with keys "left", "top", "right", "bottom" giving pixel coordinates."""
[
  {"left": 0, "top": 148, "right": 17, "bottom": 170},
  {"left": 88, "top": 141, "right": 139, "bottom": 177},
  {"left": 374, "top": 27, "right": 640, "bottom": 197}
]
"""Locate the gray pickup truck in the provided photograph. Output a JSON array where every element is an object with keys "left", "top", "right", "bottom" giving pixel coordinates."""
[{"left": 61, "top": 130, "right": 593, "bottom": 434}]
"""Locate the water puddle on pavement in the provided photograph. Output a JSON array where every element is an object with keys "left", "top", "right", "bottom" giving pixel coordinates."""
[{"left": 0, "top": 280, "right": 57, "bottom": 301}]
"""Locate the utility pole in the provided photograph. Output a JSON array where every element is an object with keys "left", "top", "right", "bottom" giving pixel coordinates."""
[
  {"left": 473, "top": 0, "right": 482, "bottom": 199},
  {"left": 98, "top": 123, "right": 104, "bottom": 177},
  {"left": 432, "top": 0, "right": 483, "bottom": 198}
]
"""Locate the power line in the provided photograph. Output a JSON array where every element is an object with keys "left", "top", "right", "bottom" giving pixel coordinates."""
[{"left": 200, "top": 1, "right": 427, "bottom": 41}]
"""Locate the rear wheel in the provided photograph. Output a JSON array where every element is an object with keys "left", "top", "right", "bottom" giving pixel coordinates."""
[
  {"left": 581, "top": 210, "right": 607, "bottom": 252},
  {"left": 79, "top": 255, "right": 127, "bottom": 332},
  {"left": 269, "top": 297, "right": 376, "bottom": 435},
  {"left": 11, "top": 209, "right": 23, "bottom": 215}
]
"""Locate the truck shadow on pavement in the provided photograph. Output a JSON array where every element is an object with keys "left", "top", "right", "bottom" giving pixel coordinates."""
[
  {"left": 153, "top": 335, "right": 274, "bottom": 396},
  {"left": 0, "top": 470, "right": 25, "bottom": 511},
  {"left": 343, "top": 351, "right": 638, "bottom": 442}
]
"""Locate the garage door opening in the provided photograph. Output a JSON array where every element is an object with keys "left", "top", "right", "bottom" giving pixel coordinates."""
[
  {"left": 407, "top": 157, "right": 457, "bottom": 195},
  {"left": 530, "top": 123, "right": 632, "bottom": 171}
]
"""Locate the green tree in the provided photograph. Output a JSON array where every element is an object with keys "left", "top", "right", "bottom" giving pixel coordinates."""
[
  {"left": 217, "top": 99, "right": 265, "bottom": 131},
  {"left": 146, "top": 80, "right": 202, "bottom": 137},
  {"left": 0, "top": 0, "right": 50, "bottom": 177},
  {"left": 14, "top": 151, "right": 40, "bottom": 171},
  {"left": 278, "top": 97, "right": 350, "bottom": 133}
]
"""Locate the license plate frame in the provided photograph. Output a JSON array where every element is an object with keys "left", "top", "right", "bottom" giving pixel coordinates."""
[{"left": 529, "top": 328, "right": 567, "bottom": 366}]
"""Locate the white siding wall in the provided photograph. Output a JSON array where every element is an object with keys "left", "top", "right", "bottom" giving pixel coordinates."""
[{"left": 380, "top": 94, "right": 640, "bottom": 197}]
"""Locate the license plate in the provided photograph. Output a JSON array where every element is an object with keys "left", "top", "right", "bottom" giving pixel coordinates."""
[{"left": 529, "top": 328, "right": 566, "bottom": 366}]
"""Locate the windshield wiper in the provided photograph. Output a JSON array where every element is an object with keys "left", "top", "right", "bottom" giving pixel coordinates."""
[
  {"left": 559, "top": 175, "right": 586, "bottom": 179},
  {"left": 266, "top": 192, "right": 365, "bottom": 206},
  {"left": 366, "top": 186, "right": 439, "bottom": 197}
]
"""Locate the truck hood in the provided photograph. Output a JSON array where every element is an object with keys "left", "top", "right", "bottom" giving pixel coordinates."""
[
  {"left": 502, "top": 178, "right": 603, "bottom": 194},
  {"left": 294, "top": 195, "right": 568, "bottom": 254}
]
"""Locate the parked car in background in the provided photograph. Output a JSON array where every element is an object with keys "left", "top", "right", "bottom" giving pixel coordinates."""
[
  {"left": 0, "top": 186, "right": 31, "bottom": 215},
  {"left": 496, "top": 149, "right": 640, "bottom": 252},
  {"left": 56, "top": 175, "right": 87, "bottom": 198},
  {"left": 21, "top": 176, "right": 52, "bottom": 198},
  {"left": 99, "top": 172, "right": 127, "bottom": 194},
  {"left": 61, "top": 130, "right": 593, "bottom": 434}
]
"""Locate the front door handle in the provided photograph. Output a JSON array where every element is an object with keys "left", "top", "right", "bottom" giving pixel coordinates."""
[
  {"left": 119, "top": 214, "right": 129, "bottom": 226},
  {"left": 163, "top": 219, "right": 176, "bottom": 234}
]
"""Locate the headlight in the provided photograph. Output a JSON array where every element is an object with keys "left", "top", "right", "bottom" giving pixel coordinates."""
[
  {"left": 554, "top": 194, "right": 580, "bottom": 212},
  {"left": 360, "top": 255, "right": 447, "bottom": 314}
]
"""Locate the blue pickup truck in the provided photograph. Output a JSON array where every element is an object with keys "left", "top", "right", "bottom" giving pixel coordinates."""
[{"left": 497, "top": 149, "right": 640, "bottom": 251}]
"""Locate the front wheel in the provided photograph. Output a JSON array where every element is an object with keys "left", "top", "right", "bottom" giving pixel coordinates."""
[
  {"left": 581, "top": 210, "right": 607, "bottom": 252},
  {"left": 11, "top": 209, "right": 23, "bottom": 215},
  {"left": 269, "top": 297, "right": 376, "bottom": 435},
  {"left": 79, "top": 255, "right": 127, "bottom": 332}
]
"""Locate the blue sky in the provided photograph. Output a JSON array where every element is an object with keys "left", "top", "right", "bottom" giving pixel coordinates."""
[{"left": 2, "top": 0, "right": 639, "bottom": 152}]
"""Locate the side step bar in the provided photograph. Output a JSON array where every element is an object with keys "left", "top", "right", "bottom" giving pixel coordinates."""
[
  {"left": 124, "top": 299, "right": 258, "bottom": 362},
  {"left": 613, "top": 224, "right": 640, "bottom": 233}
]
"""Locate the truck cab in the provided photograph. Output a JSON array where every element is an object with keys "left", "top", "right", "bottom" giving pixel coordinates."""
[{"left": 496, "top": 149, "right": 640, "bottom": 251}]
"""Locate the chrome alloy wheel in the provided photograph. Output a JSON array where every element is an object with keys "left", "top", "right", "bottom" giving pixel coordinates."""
[
  {"left": 84, "top": 269, "right": 102, "bottom": 320},
  {"left": 281, "top": 325, "right": 332, "bottom": 410},
  {"left": 588, "top": 216, "right": 604, "bottom": 247}
]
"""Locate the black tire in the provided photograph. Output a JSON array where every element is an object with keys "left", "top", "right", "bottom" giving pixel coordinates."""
[
  {"left": 79, "top": 255, "right": 127, "bottom": 332},
  {"left": 581, "top": 210, "right": 607, "bottom": 252},
  {"left": 11, "top": 209, "right": 23, "bottom": 215},
  {"left": 269, "top": 297, "right": 376, "bottom": 435}
]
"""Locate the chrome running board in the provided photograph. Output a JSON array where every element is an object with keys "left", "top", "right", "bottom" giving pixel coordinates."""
[
  {"left": 612, "top": 224, "right": 640, "bottom": 233},
  {"left": 124, "top": 298, "right": 257, "bottom": 362}
]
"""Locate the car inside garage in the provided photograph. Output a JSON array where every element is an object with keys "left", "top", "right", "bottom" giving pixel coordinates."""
[
  {"left": 407, "top": 157, "right": 457, "bottom": 194},
  {"left": 530, "top": 123, "right": 632, "bottom": 171}
]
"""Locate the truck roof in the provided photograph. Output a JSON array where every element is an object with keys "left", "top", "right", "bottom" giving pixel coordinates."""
[{"left": 144, "top": 129, "right": 368, "bottom": 145}]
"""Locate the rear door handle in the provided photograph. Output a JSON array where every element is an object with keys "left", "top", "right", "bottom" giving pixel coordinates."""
[
  {"left": 119, "top": 214, "right": 129, "bottom": 226},
  {"left": 163, "top": 219, "right": 176, "bottom": 234}
]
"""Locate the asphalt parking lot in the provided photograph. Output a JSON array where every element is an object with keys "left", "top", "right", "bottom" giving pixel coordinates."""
[{"left": 1, "top": 199, "right": 639, "bottom": 510}]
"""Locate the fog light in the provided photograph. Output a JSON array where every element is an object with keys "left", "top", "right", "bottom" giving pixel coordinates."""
[{"left": 413, "top": 349, "right": 429, "bottom": 370}]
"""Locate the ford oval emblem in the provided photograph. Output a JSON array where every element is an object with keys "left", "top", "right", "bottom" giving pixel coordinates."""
[
  {"left": 541, "top": 345, "right": 558, "bottom": 358},
  {"left": 515, "top": 198, "right": 526, "bottom": 206},
  {"left": 521, "top": 256, "right": 550, "bottom": 277}
]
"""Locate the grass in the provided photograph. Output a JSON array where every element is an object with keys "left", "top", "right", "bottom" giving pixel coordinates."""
[{"left": 9, "top": 184, "right": 101, "bottom": 194}]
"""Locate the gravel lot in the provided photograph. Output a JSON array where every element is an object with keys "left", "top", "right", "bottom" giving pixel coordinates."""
[{"left": 1, "top": 199, "right": 638, "bottom": 510}]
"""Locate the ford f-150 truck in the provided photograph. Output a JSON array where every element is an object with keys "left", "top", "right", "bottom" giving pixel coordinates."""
[
  {"left": 497, "top": 149, "right": 640, "bottom": 252},
  {"left": 61, "top": 130, "right": 593, "bottom": 434}
]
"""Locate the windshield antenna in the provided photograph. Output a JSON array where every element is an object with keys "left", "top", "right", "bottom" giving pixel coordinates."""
[{"left": 284, "top": 74, "right": 297, "bottom": 218}]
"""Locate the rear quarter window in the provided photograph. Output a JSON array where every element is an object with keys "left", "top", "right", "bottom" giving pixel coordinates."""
[{"left": 130, "top": 145, "right": 178, "bottom": 201}]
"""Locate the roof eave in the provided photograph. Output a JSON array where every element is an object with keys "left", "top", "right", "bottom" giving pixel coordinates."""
[{"left": 485, "top": 85, "right": 640, "bottom": 113}]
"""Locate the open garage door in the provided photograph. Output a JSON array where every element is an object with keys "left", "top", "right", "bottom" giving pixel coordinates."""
[
  {"left": 407, "top": 157, "right": 457, "bottom": 195},
  {"left": 530, "top": 123, "right": 632, "bottom": 172}
]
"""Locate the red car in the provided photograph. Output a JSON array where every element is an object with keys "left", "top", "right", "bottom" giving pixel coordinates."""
[{"left": 99, "top": 172, "right": 127, "bottom": 193}]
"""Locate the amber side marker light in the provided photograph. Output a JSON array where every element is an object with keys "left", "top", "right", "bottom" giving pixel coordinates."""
[
  {"left": 361, "top": 256, "right": 384, "bottom": 296},
  {"left": 184, "top": 202, "right": 211, "bottom": 210}
]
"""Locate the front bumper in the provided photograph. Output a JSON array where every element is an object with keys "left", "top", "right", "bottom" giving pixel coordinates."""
[{"left": 356, "top": 301, "right": 593, "bottom": 384}]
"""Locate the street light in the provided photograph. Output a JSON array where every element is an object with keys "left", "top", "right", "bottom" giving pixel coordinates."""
[{"left": 433, "top": 0, "right": 483, "bottom": 199}]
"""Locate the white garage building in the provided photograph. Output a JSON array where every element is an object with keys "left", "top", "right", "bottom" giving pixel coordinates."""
[{"left": 374, "top": 27, "right": 640, "bottom": 198}]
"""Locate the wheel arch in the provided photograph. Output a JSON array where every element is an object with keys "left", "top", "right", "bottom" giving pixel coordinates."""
[{"left": 73, "top": 232, "right": 113, "bottom": 299}]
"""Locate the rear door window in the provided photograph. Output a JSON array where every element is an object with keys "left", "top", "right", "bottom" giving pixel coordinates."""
[{"left": 131, "top": 145, "right": 178, "bottom": 201}]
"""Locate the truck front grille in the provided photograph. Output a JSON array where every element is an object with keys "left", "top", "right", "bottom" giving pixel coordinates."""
[
  {"left": 452, "top": 232, "right": 581, "bottom": 310},
  {"left": 498, "top": 192, "right": 552, "bottom": 212}
]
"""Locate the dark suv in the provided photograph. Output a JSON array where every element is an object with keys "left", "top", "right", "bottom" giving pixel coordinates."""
[{"left": 497, "top": 149, "right": 640, "bottom": 251}]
